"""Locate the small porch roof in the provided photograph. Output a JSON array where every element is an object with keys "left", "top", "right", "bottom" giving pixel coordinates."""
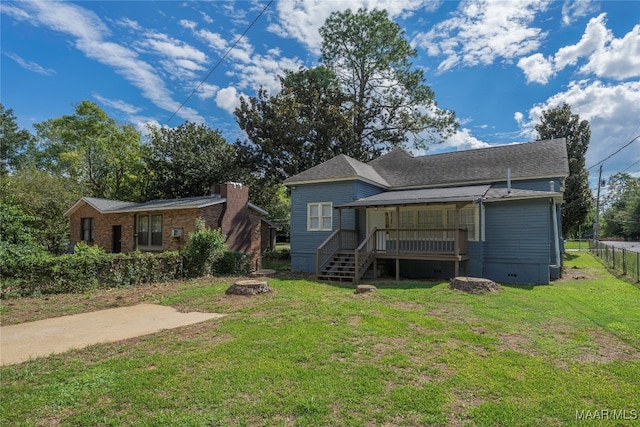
[{"left": 336, "top": 184, "right": 491, "bottom": 208}]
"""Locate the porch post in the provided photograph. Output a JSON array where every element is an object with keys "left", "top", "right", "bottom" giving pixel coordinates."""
[
  {"left": 338, "top": 208, "right": 342, "bottom": 251},
  {"left": 396, "top": 205, "right": 400, "bottom": 281},
  {"left": 454, "top": 204, "right": 461, "bottom": 277}
]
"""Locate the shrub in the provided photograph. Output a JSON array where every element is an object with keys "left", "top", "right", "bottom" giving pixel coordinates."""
[
  {"left": 181, "top": 218, "right": 227, "bottom": 278},
  {"left": 213, "top": 251, "right": 253, "bottom": 276},
  {"left": 0, "top": 247, "right": 183, "bottom": 298}
]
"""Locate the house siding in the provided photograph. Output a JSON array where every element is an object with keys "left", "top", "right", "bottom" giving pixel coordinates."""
[
  {"left": 493, "top": 177, "right": 563, "bottom": 192},
  {"left": 290, "top": 181, "right": 377, "bottom": 273},
  {"left": 483, "top": 198, "right": 552, "bottom": 284}
]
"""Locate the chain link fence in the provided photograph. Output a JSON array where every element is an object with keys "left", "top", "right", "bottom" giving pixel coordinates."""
[{"left": 589, "top": 241, "right": 640, "bottom": 283}]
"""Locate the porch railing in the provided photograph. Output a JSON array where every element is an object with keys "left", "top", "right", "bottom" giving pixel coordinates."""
[
  {"left": 375, "top": 228, "right": 468, "bottom": 256},
  {"left": 316, "top": 229, "right": 357, "bottom": 276}
]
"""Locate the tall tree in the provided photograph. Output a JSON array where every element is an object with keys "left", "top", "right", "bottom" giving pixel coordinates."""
[
  {"left": 144, "top": 122, "right": 236, "bottom": 199},
  {"left": 320, "top": 8, "right": 458, "bottom": 156},
  {"left": 0, "top": 104, "right": 34, "bottom": 175},
  {"left": 32, "top": 100, "right": 146, "bottom": 200},
  {"left": 536, "top": 102, "right": 593, "bottom": 237},
  {"left": 1, "top": 168, "right": 82, "bottom": 254},
  {"left": 235, "top": 67, "right": 357, "bottom": 184},
  {"left": 601, "top": 173, "right": 640, "bottom": 239}
]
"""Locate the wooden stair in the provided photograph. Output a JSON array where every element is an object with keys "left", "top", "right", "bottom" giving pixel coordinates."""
[{"left": 318, "top": 252, "right": 356, "bottom": 281}]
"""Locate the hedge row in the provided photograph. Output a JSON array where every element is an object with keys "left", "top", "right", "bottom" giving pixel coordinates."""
[
  {"left": 0, "top": 248, "right": 254, "bottom": 298},
  {"left": 0, "top": 250, "right": 183, "bottom": 298}
]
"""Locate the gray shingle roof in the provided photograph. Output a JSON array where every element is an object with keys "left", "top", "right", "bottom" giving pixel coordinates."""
[
  {"left": 283, "top": 154, "right": 389, "bottom": 187},
  {"left": 65, "top": 195, "right": 226, "bottom": 217},
  {"left": 285, "top": 139, "right": 569, "bottom": 190},
  {"left": 337, "top": 184, "right": 491, "bottom": 208}
]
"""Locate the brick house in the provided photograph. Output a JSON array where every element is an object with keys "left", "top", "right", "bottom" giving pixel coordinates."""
[{"left": 64, "top": 182, "right": 273, "bottom": 268}]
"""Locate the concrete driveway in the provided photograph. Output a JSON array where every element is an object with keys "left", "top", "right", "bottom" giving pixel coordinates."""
[{"left": 0, "top": 304, "right": 225, "bottom": 366}]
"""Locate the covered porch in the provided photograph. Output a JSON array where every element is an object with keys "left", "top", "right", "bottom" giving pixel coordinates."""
[
  {"left": 316, "top": 185, "right": 487, "bottom": 284},
  {"left": 316, "top": 226, "right": 469, "bottom": 284}
]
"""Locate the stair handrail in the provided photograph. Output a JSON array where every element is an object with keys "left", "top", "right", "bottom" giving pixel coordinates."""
[
  {"left": 316, "top": 229, "right": 358, "bottom": 276},
  {"left": 316, "top": 229, "right": 341, "bottom": 276},
  {"left": 354, "top": 227, "right": 378, "bottom": 284}
]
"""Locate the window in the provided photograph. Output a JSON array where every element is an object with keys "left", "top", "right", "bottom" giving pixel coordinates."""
[
  {"left": 308, "top": 202, "right": 332, "bottom": 231},
  {"left": 138, "top": 214, "right": 163, "bottom": 248},
  {"left": 81, "top": 218, "right": 94, "bottom": 242}
]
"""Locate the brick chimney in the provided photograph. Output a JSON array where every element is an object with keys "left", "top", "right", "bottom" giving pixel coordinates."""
[{"left": 211, "top": 182, "right": 259, "bottom": 257}]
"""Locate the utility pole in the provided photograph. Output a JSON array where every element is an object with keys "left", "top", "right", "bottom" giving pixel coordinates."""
[{"left": 594, "top": 164, "right": 603, "bottom": 241}]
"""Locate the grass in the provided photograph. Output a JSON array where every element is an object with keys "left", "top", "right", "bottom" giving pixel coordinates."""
[
  {"left": 564, "top": 240, "right": 591, "bottom": 251},
  {"left": 2, "top": 252, "right": 640, "bottom": 426}
]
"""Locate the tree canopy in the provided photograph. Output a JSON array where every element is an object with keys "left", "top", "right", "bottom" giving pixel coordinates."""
[
  {"left": 320, "top": 8, "right": 458, "bottom": 156},
  {"left": 601, "top": 173, "right": 640, "bottom": 239},
  {"left": 31, "top": 100, "right": 146, "bottom": 200},
  {"left": 0, "top": 103, "right": 34, "bottom": 175},
  {"left": 236, "top": 8, "right": 459, "bottom": 188},
  {"left": 144, "top": 122, "right": 237, "bottom": 199},
  {"left": 235, "top": 67, "right": 359, "bottom": 184},
  {"left": 535, "top": 102, "right": 592, "bottom": 237}
]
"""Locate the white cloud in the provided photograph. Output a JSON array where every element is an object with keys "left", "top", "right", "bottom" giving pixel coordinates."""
[
  {"left": 195, "top": 83, "right": 219, "bottom": 100},
  {"left": 517, "top": 53, "right": 553, "bottom": 84},
  {"left": 179, "top": 19, "right": 197, "bottom": 30},
  {"left": 519, "top": 13, "right": 640, "bottom": 84},
  {"left": 561, "top": 0, "right": 599, "bottom": 26},
  {"left": 215, "top": 86, "right": 241, "bottom": 113},
  {"left": 269, "top": 0, "right": 430, "bottom": 53},
  {"left": 3, "top": 52, "right": 55, "bottom": 75},
  {"left": 517, "top": 79, "right": 640, "bottom": 177},
  {"left": 93, "top": 94, "right": 142, "bottom": 115},
  {"left": 137, "top": 32, "right": 206, "bottom": 63},
  {"left": 415, "top": 0, "right": 551, "bottom": 73},
  {"left": 414, "top": 127, "right": 492, "bottom": 155},
  {"left": 8, "top": 0, "right": 204, "bottom": 124}
]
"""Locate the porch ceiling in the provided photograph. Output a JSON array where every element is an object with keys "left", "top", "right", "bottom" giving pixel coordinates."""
[{"left": 336, "top": 184, "right": 491, "bottom": 208}]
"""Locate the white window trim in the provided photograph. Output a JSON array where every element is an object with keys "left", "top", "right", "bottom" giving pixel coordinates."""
[{"left": 307, "top": 202, "right": 333, "bottom": 232}]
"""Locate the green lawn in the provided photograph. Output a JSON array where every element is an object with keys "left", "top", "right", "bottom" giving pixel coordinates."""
[
  {"left": 564, "top": 240, "right": 591, "bottom": 250},
  {"left": 2, "top": 252, "right": 639, "bottom": 426}
]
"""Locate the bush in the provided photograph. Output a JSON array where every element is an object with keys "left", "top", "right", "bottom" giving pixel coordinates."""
[
  {"left": 181, "top": 218, "right": 227, "bottom": 278},
  {"left": 0, "top": 246, "right": 183, "bottom": 298},
  {"left": 213, "top": 251, "right": 253, "bottom": 276},
  {"left": 263, "top": 248, "right": 290, "bottom": 261}
]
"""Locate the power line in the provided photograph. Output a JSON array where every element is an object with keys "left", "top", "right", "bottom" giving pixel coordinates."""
[
  {"left": 619, "top": 159, "right": 640, "bottom": 174},
  {"left": 587, "top": 134, "right": 640, "bottom": 171},
  {"left": 163, "top": 0, "right": 274, "bottom": 126}
]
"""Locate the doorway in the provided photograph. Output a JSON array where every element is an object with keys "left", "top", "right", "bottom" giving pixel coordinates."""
[{"left": 112, "top": 225, "right": 122, "bottom": 253}]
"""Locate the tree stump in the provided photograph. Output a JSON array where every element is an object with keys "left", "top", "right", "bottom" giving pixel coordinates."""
[
  {"left": 226, "top": 279, "right": 272, "bottom": 296},
  {"left": 448, "top": 277, "right": 500, "bottom": 294},
  {"left": 355, "top": 284, "right": 377, "bottom": 294}
]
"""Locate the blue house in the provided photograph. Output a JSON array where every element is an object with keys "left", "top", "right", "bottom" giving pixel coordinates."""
[{"left": 283, "top": 138, "right": 569, "bottom": 285}]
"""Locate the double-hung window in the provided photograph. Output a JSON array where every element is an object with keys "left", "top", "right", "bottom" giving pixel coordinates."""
[
  {"left": 137, "top": 214, "right": 163, "bottom": 249},
  {"left": 308, "top": 202, "right": 332, "bottom": 231},
  {"left": 81, "top": 218, "right": 94, "bottom": 242}
]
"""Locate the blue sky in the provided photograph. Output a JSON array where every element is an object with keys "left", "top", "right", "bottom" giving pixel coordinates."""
[{"left": 2, "top": 0, "right": 639, "bottom": 188}]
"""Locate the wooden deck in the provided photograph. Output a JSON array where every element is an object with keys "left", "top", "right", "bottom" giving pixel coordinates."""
[{"left": 317, "top": 228, "right": 469, "bottom": 284}]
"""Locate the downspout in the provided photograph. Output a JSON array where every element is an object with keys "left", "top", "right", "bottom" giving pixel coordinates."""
[
  {"left": 479, "top": 198, "right": 485, "bottom": 278},
  {"left": 550, "top": 181, "right": 561, "bottom": 268}
]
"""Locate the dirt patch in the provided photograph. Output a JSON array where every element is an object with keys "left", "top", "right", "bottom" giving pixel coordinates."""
[
  {"left": 496, "top": 326, "right": 640, "bottom": 366},
  {"left": 559, "top": 266, "right": 602, "bottom": 281},
  {"left": 0, "top": 276, "right": 239, "bottom": 326}
]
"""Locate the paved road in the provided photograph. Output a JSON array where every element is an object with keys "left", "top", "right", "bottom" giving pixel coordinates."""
[
  {"left": 601, "top": 241, "right": 640, "bottom": 253},
  {"left": 0, "top": 304, "right": 225, "bottom": 366}
]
